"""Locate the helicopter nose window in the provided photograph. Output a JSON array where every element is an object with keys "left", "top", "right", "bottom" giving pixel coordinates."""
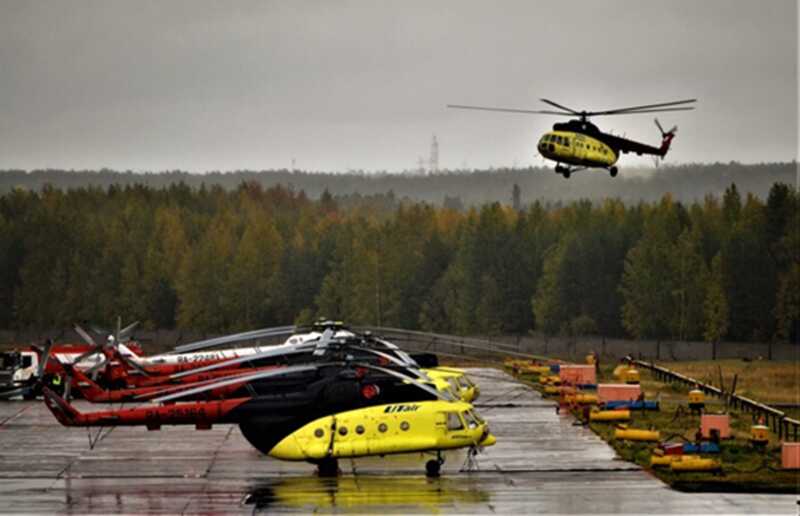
[{"left": 446, "top": 412, "right": 464, "bottom": 431}]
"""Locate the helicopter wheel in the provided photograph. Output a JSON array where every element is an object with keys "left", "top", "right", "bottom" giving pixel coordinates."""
[
  {"left": 317, "top": 457, "right": 340, "bottom": 477},
  {"left": 562, "top": 169, "right": 571, "bottom": 179},
  {"left": 425, "top": 451, "right": 444, "bottom": 477},
  {"left": 425, "top": 459, "right": 441, "bottom": 477},
  {"left": 609, "top": 166, "right": 618, "bottom": 178}
]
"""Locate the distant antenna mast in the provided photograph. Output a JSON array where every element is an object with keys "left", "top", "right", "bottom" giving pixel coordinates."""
[
  {"left": 429, "top": 134, "right": 439, "bottom": 174},
  {"left": 417, "top": 157, "right": 426, "bottom": 175}
]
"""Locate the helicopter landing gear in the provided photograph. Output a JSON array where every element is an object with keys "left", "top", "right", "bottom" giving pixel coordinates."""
[
  {"left": 316, "top": 457, "right": 340, "bottom": 477},
  {"left": 609, "top": 166, "right": 618, "bottom": 178},
  {"left": 555, "top": 164, "right": 585, "bottom": 179},
  {"left": 425, "top": 451, "right": 444, "bottom": 477}
]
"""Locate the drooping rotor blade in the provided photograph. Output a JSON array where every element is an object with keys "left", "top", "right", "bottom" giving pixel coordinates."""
[
  {"left": 89, "top": 324, "right": 109, "bottom": 335},
  {"left": 116, "top": 350, "right": 150, "bottom": 376},
  {"left": 133, "top": 370, "right": 261, "bottom": 400},
  {"left": 0, "top": 386, "right": 31, "bottom": 400},
  {"left": 373, "top": 338, "right": 421, "bottom": 368},
  {"left": 349, "top": 346, "right": 425, "bottom": 379},
  {"left": 169, "top": 345, "right": 312, "bottom": 379},
  {"left": 355, "top": 363, "right": 452, "bottom": 401},
  {"left": 36, "top": 339, "right": 54, "bottom": 379},
  {"left": 153, "top": 364, "right": 325, "bottom": 403},
  {"left": 74, "top": 324, "right": 98, "bottom": 348},
  {"left": 118, "top": 320, "right": 139, "bottom": 342},
  {"left": 171, "top": 325, "right": 297, "bottom": 354},
  {"left": 539, "top": 98, "right": 581, "bottom": 115},
  {"left": 447, "top": 105, "right": 572, "bottom": 116}
]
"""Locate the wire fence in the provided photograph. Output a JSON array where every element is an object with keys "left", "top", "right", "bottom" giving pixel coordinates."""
[{"left": 626, "top": 356, "right": 799, "bottom": 442}]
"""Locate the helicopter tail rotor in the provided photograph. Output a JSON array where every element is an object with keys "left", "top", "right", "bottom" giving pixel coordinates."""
[{"left": 655, "top": 118, "right": 678, "bottom": 157}]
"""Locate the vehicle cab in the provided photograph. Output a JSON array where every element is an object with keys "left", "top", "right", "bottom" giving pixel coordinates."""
[{"left": 0, "top": 350, "right": 39, "bottom": 383}]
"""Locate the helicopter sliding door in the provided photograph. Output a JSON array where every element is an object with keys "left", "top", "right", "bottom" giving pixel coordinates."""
[{"left": 572, "top": 134, "right": 587, "bottom": 164}]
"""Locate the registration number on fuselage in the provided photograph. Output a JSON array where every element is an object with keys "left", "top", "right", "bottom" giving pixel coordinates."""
[{"left": 383, "top": 404, "right": 420, "bottom": 413}]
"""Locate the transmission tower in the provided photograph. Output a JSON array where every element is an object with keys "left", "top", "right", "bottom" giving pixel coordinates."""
[{"left": 429, "top": 134, "right": 439, "bottom": 174}]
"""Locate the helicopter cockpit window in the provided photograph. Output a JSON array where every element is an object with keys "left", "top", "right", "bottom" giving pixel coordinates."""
[
  {"left": 462, "top": 411, "right": 479, "bottom": 429},
  {"left": 446, "top": 412, "right": 464, "bottom": 431},
  {"left": 563, "top": 138, "right": 570, "bottom": 147}
]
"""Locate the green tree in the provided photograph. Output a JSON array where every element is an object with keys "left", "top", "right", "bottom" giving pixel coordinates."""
[{"left": 704, "top": 254, "right": 729, "bottom": 344}]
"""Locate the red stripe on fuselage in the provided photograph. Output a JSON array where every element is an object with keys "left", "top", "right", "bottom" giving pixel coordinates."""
[{"left": 78, "top": 397, "right": 251, "bottom": 427}]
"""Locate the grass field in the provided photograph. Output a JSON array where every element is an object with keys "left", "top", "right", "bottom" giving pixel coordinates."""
[
  {"left": 656, "top": 359, "right": 799, "bottom": 406},
  {"left": 510, "top": 359, "right": 800, "bottom": 493}
]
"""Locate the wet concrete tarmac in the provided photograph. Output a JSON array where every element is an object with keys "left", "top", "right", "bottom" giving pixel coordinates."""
[{"left": 0, "top": 368, "right": 795, "bottom": 514}]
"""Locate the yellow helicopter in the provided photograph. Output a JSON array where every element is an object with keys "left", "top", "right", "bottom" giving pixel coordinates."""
[
  {"left": 448, "top": 98, "right": 696, "bottom": 178},
  {"left": 424, "top": 367, "right": 479, "bottom": 402},
  {"left": 270, "top": 399, "right": 495, "bottom": 477},
  {"left": 42, "top": 362, "right": 495, "bottom": 478}
]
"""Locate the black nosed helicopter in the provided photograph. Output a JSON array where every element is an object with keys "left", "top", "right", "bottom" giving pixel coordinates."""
[{"left": 447, "top": 98, "right": 696, "bottom": 178}]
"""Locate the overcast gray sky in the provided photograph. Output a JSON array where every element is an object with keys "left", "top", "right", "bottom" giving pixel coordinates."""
[{"left": 0, "top": 0, "right": 797, "bottom": 173}]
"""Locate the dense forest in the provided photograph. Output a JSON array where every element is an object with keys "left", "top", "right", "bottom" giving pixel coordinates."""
[
  {"left": 0, "top": 176, "right": 797, "bottom": 343},
  {"left": 0, "top": 162, "right": 795, "bottom": 205}
]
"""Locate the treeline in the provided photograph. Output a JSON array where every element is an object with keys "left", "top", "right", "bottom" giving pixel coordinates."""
[
  {"left": 0, "top": 161, "right": 795, "bottom": 205},
  {"left": 0, "top": 181, "right": 797, "bottom": 342}
]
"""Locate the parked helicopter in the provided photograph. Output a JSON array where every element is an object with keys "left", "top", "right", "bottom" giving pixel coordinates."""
[
  {"left": 42, "top": 359, "right": 495, "bottom": 477},
  {"left": 64, "top": 320, "right": 434, "bottom": 390},
  {"left": 56, "top": 328, "right": 453, "bottom": 403},
  {"left": 448, "top": 98, "right": 696, "bottom": 178}
]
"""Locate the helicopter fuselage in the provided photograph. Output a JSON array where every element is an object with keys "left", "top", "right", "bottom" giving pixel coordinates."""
[{"left": 538, "top": 130, "right": 618, "bottom": 169}]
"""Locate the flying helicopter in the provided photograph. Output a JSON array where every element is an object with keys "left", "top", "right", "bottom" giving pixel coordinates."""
[
  {"left": 447, "top": 98, "right": 696, "bottom": 178},
  {"left": 42, "top": 358, "right": 495, "bottom": 477}
]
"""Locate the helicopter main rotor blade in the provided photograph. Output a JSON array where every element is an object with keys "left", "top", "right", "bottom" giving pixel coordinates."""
[
  {"left": 447, "top": 104, "right": 572, "bottom": 116},
  {"left": 133, "top": 369, "right": 265, "bottom": 400},
  {"left": 153, "top": 364, "right": 327, "bottom": 403},
  {"left": 36, "top": 339, "right": 54, "bottom": 379},
  {"left": 590, "top": 107, "right": 695, "bottom": 116},
  {"left": 589, "top": 98, "right": 696, "bottom": 115},
  {"left": 357, "top": 363, "right": 452, "bottom": 401},
  {"left": 349, "top": 346, "right": 426, "bottom": 379},
  {"left": 539, "top": 98, "right": 581, "bottom": 115},
  {"left": 171, "top": 325, "right": 297, "bottom": 354},
  {"left": 118, "top": 320, "right": 139, "bottom": 342},
  {"left": 169, "top": 345, "right": 312, "bottom": 379},
  {"left": 74, "top": 324, "right": 98, "bottom": 348}
]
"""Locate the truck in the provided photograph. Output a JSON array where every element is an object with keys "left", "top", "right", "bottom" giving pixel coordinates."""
[{"left": 0, "top": 343, "right": 94, "bottom": 400}]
